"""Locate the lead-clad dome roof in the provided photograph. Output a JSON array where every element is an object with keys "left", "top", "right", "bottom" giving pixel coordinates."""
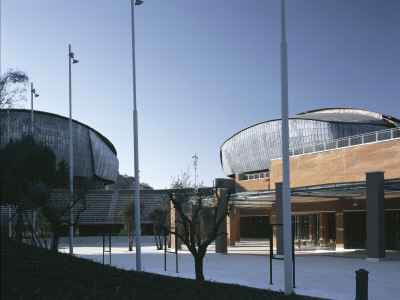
[
  {"left": 293, "top": 108, "right": 399, "bottom": 125},
  {"left": 220, "top": 108, "right": 399, "bottom": 177},
  {"left": 1, "top": 109, "right": 119, "bottom": 184}
]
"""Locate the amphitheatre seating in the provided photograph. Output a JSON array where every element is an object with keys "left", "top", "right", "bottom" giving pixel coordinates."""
[
  {"left": 0, "top": 189, "right": 168, "bottom": 226},
  {"left": 79, "top": 191, "right": 115, "bottom": 223},
  {"left": 114, "top": 190, "right": 167, "bottom": 223}
]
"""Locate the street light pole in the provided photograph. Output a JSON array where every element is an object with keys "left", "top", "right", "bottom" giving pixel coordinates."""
[
  {"left": 7, "top": 109, "right": 11, "bottom": 238},
  {"left": 30, "top": 82, "right": 39, "bottom": 234},
  {"left": 131, "top": 0, "right": 143, "bottom": 271},
  {"left": 30, "top": 83, "right": 39, "bottom": 135},
  {"left": 68, "top": 44, "right": 79, "bottom": 255},
  {"left": 280, "top": 0, "right": 293, "bottom": 294}
]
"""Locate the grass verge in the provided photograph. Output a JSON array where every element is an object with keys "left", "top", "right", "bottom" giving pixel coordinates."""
[{"left": 1, "top": 238, "right": 325, "bottom": 300}]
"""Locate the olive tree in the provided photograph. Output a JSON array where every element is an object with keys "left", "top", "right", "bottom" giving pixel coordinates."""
[
  {"left": 30, "top": 177, "right": 90, "bottom": 252},
  {"left": 149, "top": 196, "right": 170, "bottom": 250},
  {"left": 120, "top": 197, "right": 144, "bottom": 251},
  {"left": 1, "top": 135, "right": 57, "bottom": 242},
  {"left": 168, "top": 173, "right": 232, "bottom": 281},
  {"left": 1, "top": 135, "right": 89, "bottom": 251}
]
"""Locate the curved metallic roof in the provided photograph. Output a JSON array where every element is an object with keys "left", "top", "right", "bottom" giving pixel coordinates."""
[
  {"left": 293, "top": 108, "right": 399, "bottom": 125},
  {"left": 1, "top": 109, "right": 119, "bottom": 183},
  {"left": 222, "top": 108, "right": 398, "bottom": 148},
  {"left": 8, "top": 109, "right": 118, "bottom": 155},
  {"left": 220, "top": 108, "right": 399, "bottom": 177}
]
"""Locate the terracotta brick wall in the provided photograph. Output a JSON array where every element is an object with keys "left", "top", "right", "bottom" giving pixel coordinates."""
[
  {"left": 236, "top": 178, "right": 270, "bottom": 192},
  {"left": 270, "top": 139, "right": 400, "bottom": 189}
]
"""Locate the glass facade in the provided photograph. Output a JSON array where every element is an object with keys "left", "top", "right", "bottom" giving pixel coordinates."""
[
  {"left": 0, "top": 109, "right": 118, "bottom": 183},
  {"left": 344, "top": 210, "right": 400, "bottom": 250},
  {"left": 292, "top": 213, "right": 336, "bottom": 251},
  {"left": 386, "top": 210, "right": 400, "bottom": 250},
  {"left": 240, "top": 216, "right": 270, "bottom": 238}
]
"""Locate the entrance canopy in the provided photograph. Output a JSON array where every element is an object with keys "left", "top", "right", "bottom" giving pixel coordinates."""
[{"left": 231, "top": 178, "right": 400, "bottom": 208}]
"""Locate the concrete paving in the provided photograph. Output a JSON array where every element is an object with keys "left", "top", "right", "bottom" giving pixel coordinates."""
[{"left": 58, "top": 236, "right": 400, "bottom": 300}]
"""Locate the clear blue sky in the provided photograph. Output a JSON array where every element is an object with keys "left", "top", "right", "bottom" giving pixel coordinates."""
[{"left": 2, "top": 0, "right": 399, "bottom": 189}]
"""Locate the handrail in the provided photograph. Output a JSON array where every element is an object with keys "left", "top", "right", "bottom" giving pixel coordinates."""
[
  {"left": 239, "top": 128, "right": 399, "bottom": 182},
  {"left": 289, "top": 127, "right": 399, "bottom": 157}
]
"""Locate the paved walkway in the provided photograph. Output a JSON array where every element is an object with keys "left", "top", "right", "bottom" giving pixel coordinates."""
[{"left": 58, "top": 237, "right": 400, "bottom": 300}]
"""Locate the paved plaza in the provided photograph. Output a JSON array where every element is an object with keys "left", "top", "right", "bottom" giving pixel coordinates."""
[{"left": 59, "top": 236, "right": 400, "bottom": 300}]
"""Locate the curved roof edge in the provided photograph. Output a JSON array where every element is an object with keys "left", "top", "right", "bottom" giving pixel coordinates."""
[
  {"left": 297, "top": 108, "right": 382, "bottom": 119},
  {"left": 1, "top": 109, "right": 117, "bottom": 156},
  {"left": 220, "top": 107, "right": 399, "bottom": 149}
]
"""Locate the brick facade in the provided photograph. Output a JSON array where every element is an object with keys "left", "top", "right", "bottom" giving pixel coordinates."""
[{"left": 270, "top": 139, "right": 400, "bottom": 189}]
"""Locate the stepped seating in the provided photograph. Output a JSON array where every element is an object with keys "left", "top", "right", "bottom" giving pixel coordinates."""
[
  {"left": 0, "top": 189, "right": 168, "bottom": 225},
  {"left": 141, "top": 194, "right": 166, "bottom": 222},
  {"left": 113, "top": 191, "right": 166, "bottom": 223},
  {"left": 79, "top": 192, "right": 113, "bottom": 223},
  {"left": 1, "top": 206, "right": 21, "bottom": 225}
]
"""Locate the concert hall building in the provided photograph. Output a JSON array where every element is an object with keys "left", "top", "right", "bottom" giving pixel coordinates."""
[{"left": 219, "top": 108, "right": 400, "bottom": 258}]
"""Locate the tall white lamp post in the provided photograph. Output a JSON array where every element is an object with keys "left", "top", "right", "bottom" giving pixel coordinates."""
[
  {"left": 30, "top": 82, "right": 39, "bottom": 234},
  {"left": 131, "top": 0, "right": 143, "bottom": 271},
  {"left": 30, "top": 83, "right": 39, "bottom": 135},
  {"left": 7, "top": 109, "right": 11, "bottom": 237},
  {"left": 280, "top": 0, "right": 293, "bottom": 294},
  {"left": 68, "top": 44, "right": 79, "bottom": 255}
]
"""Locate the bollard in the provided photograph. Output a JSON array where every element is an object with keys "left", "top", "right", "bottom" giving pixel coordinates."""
[{"left": 355, "top": 269, "right": 369, "bottom": 300}]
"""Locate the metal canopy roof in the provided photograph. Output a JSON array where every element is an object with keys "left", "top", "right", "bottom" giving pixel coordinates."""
[{"left": 231, "top": 178, "right": 400, "bottom": 208}]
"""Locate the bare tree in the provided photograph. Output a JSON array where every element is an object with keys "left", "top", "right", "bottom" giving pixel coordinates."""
[{"left": 168, "top": 173, "right": 232, "bottom": 281}]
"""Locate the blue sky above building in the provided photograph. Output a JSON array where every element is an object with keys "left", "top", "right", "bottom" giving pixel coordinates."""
[{"left": 1, "top": 0, "right": 399, "bottom": 189}]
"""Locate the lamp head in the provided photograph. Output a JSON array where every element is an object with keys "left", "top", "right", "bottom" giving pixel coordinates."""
[
  {"left": 135, "top": 0, "right": 144, "bottom": 5},
  {"left": 35, "top": 94, "right": 39, "bottom": 98},
  {"left": 73, "top": 59, "right": 79, "bottom": 64}
]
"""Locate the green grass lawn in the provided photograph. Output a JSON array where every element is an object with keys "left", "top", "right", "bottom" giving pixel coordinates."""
[{"left": 1, "top": 238, "right": 325, "bottom": 300}]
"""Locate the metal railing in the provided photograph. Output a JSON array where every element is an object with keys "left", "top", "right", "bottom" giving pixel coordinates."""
[
  {"left": 290, "top": 127, "right": 399, "bottom": 157},
  {"left": 239, "top": 128, "right": 399, "bottom": 182}
]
